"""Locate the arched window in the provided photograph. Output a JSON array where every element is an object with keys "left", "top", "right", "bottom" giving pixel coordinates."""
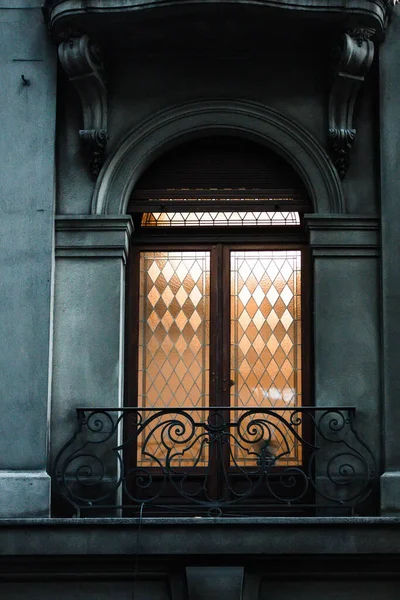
[{"left": 125, "top": 136, "right": 311, "bottom": 478}]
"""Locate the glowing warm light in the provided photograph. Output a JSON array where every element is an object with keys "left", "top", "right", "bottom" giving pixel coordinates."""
[
  {"left": 230, "top": 250, "right": 302, "bottom": 464},
  {"left": 142, "top": 211, "right": 300, "bottom": 227},
  {"left": 137, "top": 249, "right": 302, "bottom": 466}
]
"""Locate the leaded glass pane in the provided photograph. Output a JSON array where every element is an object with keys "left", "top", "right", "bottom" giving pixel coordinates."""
[
  {"left": 142, "top": 211, "right": 300, "bottom": 227},
  {"left": 138, "top": 251, "right": 210, "bottom": 466},
  {"left": 230, "top": 250, "right": 302, "bottom": 465}
]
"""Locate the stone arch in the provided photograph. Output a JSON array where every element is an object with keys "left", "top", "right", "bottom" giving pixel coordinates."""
[{"left": 92, "top": 100, "right": 344, "bottom": 215}]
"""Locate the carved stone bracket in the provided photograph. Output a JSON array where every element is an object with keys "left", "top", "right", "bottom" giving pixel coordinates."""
[
  {"left": 328, "top": 28, "right": 375, "bottom": 179},
  {"left": 58, "top": 35, "right": 108, "bottom": 179},
  {"left": 79, "top": 129, "right": 108, "bottom": 179}
]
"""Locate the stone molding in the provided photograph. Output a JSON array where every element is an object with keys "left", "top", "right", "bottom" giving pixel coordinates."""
[
  {"left": 44, "top": 1, "right": 393, "bottom": 38},
  {"left": 2, "top": 516, "right": 400, "bottom": 555},
  {"left": 304, "top": 215, "right": 380, "bottom": 256},
  {"left": 329, "top": 29, "right": 375, "bottom": 179},
  {"left": 58, "top": 35, "right": 108, "bottom": 179},
  {"left": 92, "top": 100, "right": 344, "bottom": 216},
  {"left": 55, "top": 216, "right": 133, "bottom": 260}
]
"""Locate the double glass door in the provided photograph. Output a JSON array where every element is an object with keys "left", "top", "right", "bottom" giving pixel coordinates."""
[{"left": 128, "top": 244, "right": 304, "bottom": 469}]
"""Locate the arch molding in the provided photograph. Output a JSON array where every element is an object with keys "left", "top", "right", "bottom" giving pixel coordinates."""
[{"left": 92, "top": 100, "right": 344, "bottom": 215}]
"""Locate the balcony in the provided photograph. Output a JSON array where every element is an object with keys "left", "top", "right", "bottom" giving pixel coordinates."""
[
  {"left": 53, "top": 406, "right": 377, "bottom": 518},
  {"left": 43, "top": 1, "right": 390, "bottom": 44}
]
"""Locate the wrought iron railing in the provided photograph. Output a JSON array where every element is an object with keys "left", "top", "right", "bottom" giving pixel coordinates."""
[{"left": 53, "top": 406, "right": 377, "bottom": 517}]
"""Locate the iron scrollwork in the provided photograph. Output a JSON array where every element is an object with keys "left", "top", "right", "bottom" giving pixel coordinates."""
[{"left": 54, "top": 406, "right": 377, "bottom": 517}]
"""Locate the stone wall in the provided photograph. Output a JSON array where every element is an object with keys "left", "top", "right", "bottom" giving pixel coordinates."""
[{"left": 0, "top": 1, "right": 56, "bottom": 517}]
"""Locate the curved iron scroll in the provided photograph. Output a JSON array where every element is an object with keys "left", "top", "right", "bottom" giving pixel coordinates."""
[{"left": 53, "top": 406, "right": 377, "bottom": 517}]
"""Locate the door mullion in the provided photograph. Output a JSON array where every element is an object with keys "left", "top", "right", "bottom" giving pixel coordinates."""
[
  {"left": 221, "top": 245, "right": 231, "bottom": 408},
  {"left": 209, "top": 245, "right": 230, "bottom": 503},
  {"left": 210, "top": 244, "right": 226, "bottom": 406},
  {"left": 209, "top": 245, "right": 219, "bottom": 407}
]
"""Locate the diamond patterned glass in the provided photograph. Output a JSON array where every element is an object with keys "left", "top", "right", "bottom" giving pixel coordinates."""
[
  {"left": 142, "top": 211, "right": 300, "bottom": 227},
  {"left": 138, "top": 251, "right": 210, "bottom": 465},
  {"left": 230, "top": 250, "right": 302, "bottom": 465}
]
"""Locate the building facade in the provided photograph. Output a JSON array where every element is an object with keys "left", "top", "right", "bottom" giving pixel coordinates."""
[{"left": 1, "top": 0, "right": 400, "bottom": 598}]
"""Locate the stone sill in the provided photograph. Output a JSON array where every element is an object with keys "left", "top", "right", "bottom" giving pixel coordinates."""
[
  {"left": 2, "top": 516, "right": 400, "bottom": 525},
  {"left": 1, "top": 517, "right": 400, "bottom": 556}
]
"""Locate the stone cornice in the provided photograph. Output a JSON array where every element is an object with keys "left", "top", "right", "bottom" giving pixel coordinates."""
[
  {"left": 43, "top": 1, "right": 393, "bottom": 39},
  {"left": 55, "top": 215, "right": 134, "bottom": 260},
  {"left": 304, "top": 214, "right": 380, "bottom": 256},
  {"left": 2, "top": 516, "right": 400, "bottom": 556}
]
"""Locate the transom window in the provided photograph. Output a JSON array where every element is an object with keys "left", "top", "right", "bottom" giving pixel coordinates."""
[{"left": 141, "top": 211, "right": 301, "bottom": 226}]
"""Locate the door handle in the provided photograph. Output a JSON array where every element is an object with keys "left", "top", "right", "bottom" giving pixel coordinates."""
[{"left": 223, "top": 379, "right": 235, "bottom": 392}]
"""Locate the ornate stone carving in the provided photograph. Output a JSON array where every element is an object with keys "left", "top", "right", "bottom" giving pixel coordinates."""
[
  {"left": 92, "top": 100, "right": 344, "bottom": 215},
  {"left": 347, "top": 27, "right": 376, "bottom": 46},
  {"left": 58, "top": 35, "right": 108, "bottom": 179},
  {"left": 328, "top": 28, "right": 375, "bottom": 179},
  {"left": 79, "top": 129, "right": 108, "bottom": 179}
]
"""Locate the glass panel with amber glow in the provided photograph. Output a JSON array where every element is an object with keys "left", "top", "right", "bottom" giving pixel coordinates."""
[
  {"left": 230, "top": 250, "right": 302, "bottom": 466},
  {"left": 138, "top": 251, "right": 210, "bottom": 466},
  {"left": 142, "top": 211, "right": 300, "bottom": 227}
]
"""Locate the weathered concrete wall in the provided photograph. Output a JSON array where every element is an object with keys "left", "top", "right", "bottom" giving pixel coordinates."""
[{"left": 0, "top": 2, "right": 56, "bottom": 515}]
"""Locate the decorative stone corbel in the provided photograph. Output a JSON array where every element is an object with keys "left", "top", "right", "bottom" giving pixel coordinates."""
[
  {"left": 328, "top": 28, "right": 375, "bottom": 179},
  {"left": 58, "top": 35, "right": 108, "bottom": 179}
]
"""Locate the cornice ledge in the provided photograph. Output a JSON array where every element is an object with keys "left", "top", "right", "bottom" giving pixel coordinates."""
[
  {"left": 44, "top": 1, "right": 393, "bottom": 37},
  {"left": 304, "top": 214, "right": 380, "bottom": 230},
  {"left": 304, "top": 214, "right": 380, "bottom": 255},
  {"left": 55, "top": 215, "right": 133, "bottom": 233},
  {"left": 55, "top": 215, "right": 134, "bottom": 260}
]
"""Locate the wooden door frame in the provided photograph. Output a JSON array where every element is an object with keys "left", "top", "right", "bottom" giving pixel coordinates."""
[{"left": 123, "top": 229, "right": 312, "bottom": 513}]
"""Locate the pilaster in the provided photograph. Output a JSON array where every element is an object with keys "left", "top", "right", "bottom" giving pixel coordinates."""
[
  {"left": 50, "top": 217, "right": 133, "bottom": 469},
  {"left": 304, "top": 215, "right": 381, "bottom": 484}
]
